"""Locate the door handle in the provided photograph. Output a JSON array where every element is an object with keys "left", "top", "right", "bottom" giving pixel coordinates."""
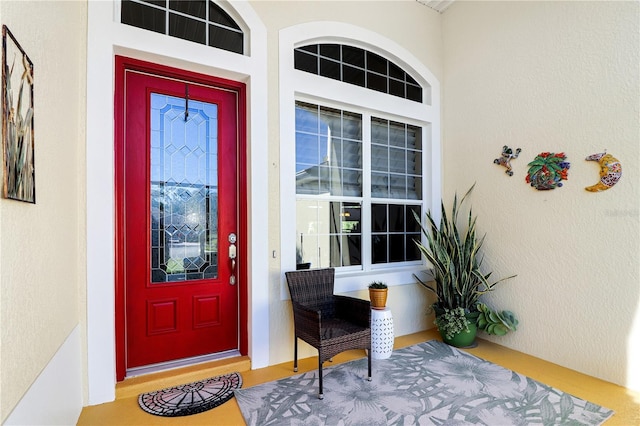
[{"left": 229, "top": 233, "right": 237, "bottom": 285}]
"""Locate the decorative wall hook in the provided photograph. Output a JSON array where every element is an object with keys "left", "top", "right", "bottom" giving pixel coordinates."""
[
  {"left": 526, "top": 152, "right": 570, "bottom": 190},
  {"left": 493, "top": 145, "right": 521, "bottom": 176},
  {"left": 585, "top": 151, "right": 622, "bottom": 192}
]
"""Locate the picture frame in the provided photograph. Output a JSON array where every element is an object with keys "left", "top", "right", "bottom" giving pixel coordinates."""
[{"left": 2, "top": 25, "right": 35, "bottom": 203}]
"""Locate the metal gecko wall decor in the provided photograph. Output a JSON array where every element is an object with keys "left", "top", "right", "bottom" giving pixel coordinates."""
[
  {"left": 584, "top": 152, "right": 622, "bottom": 192},
  {"left": 493, "top": 145, "right": 521, "bottom": 176},
  {"left": 526, "top": 152, "right": 570, "bottom": 190}
]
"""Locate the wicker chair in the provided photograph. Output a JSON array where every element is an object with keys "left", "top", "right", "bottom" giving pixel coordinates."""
[{"left": 285, "top": 268, "right": 372, "bottom": 399}]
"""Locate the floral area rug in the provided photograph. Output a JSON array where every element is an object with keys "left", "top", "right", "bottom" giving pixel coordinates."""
[
  {"left": 138, "top": 372, "right": 241, "bottom": 417},
  {"left": 234, "top": 341, "right": 613, "bottom": 425}
]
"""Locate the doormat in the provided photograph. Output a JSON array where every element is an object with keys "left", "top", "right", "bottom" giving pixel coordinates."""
[
  {"left": 138, "top": 372, "right": 242, "bottom": 417},
  {"left": 235, "top": 341, "right": 614, "bottom": 425}
]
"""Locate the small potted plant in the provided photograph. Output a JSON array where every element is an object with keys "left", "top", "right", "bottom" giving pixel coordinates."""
[
  {"left": 368, "top": 282, "right": 388, "bottom": 310},
  {"left": 413, "top": 184, "right": 518, "bottom": 347}
]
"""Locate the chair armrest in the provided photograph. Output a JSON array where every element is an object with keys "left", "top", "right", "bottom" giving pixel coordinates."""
[
  {"left": 334, "top": 295, "right": 371, "bottom": 328},
  {"left": 291, "top": 301, "right": 322, "bottom": 340}
]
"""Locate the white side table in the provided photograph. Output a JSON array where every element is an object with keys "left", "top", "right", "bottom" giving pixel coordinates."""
[{"left": 370, "top": 307, "right": 394, "bottom": 359}]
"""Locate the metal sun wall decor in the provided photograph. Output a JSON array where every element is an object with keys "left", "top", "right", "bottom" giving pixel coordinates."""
[
  {"left": 584, "top": 151, "right": 622, "bottom": 192},
  {"left": 493, "top": 145, "right": 521, "bottom": 176},
  {"left": 526, "top": 152, "right": 570, "bottom": 191},
  {"left": 2, "top": 25, "right": 35, "bottom": 203}
]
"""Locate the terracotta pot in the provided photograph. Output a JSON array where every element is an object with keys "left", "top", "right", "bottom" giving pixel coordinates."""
[{"left": 369, "top": 288, "right": 388, "bottom": 310}]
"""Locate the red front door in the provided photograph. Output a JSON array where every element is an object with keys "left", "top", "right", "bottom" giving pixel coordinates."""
[{"left": 115, "top": 58, "right": 242, "bottom": 377}]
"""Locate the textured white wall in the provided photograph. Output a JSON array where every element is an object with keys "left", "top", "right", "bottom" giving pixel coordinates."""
[
  {"left": 442, "top": 1, "right": 639, "bottom": 390},
  {"left": 0, "top": 1, "right": 87, "bottom": 421},
  {"left": 248, "top": 0, "right": 444, "bottom": 364}
]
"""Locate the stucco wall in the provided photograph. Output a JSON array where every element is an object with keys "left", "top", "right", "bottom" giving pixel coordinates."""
[
  {"left": 442, "top": 1, "right": 640, "bottom": 391},
  {"left": 249, "top": 0, "right": 444, "bottom": 365},
  {"left": 0, "top": 1, "right": 87, "bottom": 421}
]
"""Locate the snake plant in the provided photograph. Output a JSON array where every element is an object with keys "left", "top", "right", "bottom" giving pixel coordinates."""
[{"left": 413, "top": 184, "right": 517, "bottom": 336}]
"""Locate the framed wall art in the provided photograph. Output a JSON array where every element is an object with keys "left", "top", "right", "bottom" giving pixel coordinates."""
[{"left": 2, "top": 25, "right": 35, "bottom": 203}]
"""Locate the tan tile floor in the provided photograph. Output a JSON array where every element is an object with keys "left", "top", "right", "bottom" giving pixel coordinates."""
[{"left": 78, "top": 329, "right": 640, "bottom": 425}]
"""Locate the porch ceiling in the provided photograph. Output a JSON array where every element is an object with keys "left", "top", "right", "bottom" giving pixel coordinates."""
[{"left": 417, "top": 0, "right": 455, "bottom": 13}]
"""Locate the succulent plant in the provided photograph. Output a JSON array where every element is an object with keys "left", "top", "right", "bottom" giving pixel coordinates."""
[{"left": 476, "top": 303, "right": 519, "bottom": 336}]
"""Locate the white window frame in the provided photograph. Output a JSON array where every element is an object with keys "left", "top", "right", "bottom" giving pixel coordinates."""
[{"left": 279, "top": 22, "right": 441, "bottom": 297}]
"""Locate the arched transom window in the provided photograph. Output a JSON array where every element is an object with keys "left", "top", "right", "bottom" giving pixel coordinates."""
[
  {"left": 294, "top": 44, "right": 423, "bottom": 103},
  {"left": 121, "top": 0, "right": 245, "bottom": 54}
]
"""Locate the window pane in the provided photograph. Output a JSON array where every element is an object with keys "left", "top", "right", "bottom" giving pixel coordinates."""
[
  {"left": 389, "top": 78, "right": 405, "bottom": 98},
  {"left": 209, "top": 2, "right": 241, "bottom": 30},
  {"left": 295, "top": 50, "right": 318, "bottom": 74},
  {"left": 342, "top": 111, "right": 362, "bottom": 141},
  {"left": 407, "top": 84, "right": 423, "bottom": 102},
  {"left": 121, "top": 0, "right": 165, "bottom": 34},
  {"left": 407, "top": 176, "right": 422, "bottom": 200},
  {"left": 389, "top": 121, "right": 406, "bottom": 147},
  {"left": 342, "top": 140, "right": 362, "bottom": 169},
  {"left": 170, "top": 13, "right": 206, "bottom": 44},
  {"left": 296, "top": 200, "right": 319, "bottom": 267},
  {"left": 406, "top": 205, "right": 421, "bottom": 233},
  {"left": 371, "top": 145, "right": 388, "bottom": 172},
  {"left": 344, "top": 234, "right": 362, "bottom": 266},
  {"left": 170, "top": 0, "right": 206, "bottom": 19},
  {"left": 389, "top": 175, "right": 406, "bottom": 198},
  {"left": 406, "top": 234, "right": 422, "bottom": 261},
  {"left": 342, "top": 45, "right": 365, "bottom": 67},
  {"left": 389, "top": 204, "right": 404, "bottom": 232},
  {"left": 318, "top": 166, "right": 331, "bottom": 194},
  {"left": 389, "top": 147, "right": 406, "bottom": 173},
  {"left": 367, "top": 72, "right": 387, "bottom": 93},
  {"left": 150, "top": 93, "right": 218, "bottom": 283},
  {"left": 295, "top": 132, "right": 320, "bottom": 171},
  {"left": 371, "top": 204, "right": 387, "bottom": 232},
  {"left": 343, "top": 64, "right": 365, "bottom": 87},
  {"left": 320, "top": 58, "right": 341, "bottom": 81},
  {"left": 371, "top": 118, "right": 388, "bottom": 145},
  {"left": 329, "top": 138, "right": 343, "bottom": 167},
  {"left": 295, "top": 102, "right": 319, "bottom": 133},
  {"left": 389, "top": 234, "right": 405, "bottom": 262},
  {"left": 299, "top": 45, "right": 318, "bottom": 54},
  {"left": 326, "top": 167, "right": 343, "bottom": 195},
  {"left": 209, "top": 25, "right": 243, "bottom": 54},
  {"left": 372, "top": 234, "right": 388, "bottom": 264},
  {"left": 371, "top": 173, "right": 388, "bottom": 198},
  {"left": 367, "top": 51, "right": 387, "bottom": 74},
  {"left": 319, "top": 107, "right": 342, "bottom": 136},
  {"left": 342, "top": 169, "right": 362, "bottom": 197},
  {"left": 407, "top": 125, "right": 422, "bottom": 150},
  {"left": 320, "top": 44, "right": 341, "bottom": 60},
  {"left": 388, "top": 62, "right": 404, "bottom": 80}
]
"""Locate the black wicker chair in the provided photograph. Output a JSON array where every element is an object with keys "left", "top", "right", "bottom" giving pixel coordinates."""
[{"left": 285, "top": 267, "right": 372, "bottom": 399}]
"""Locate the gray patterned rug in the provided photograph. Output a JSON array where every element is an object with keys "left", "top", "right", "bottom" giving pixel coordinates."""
[{"left": 234, "top": 340, "right": 613, "bottom": 425}]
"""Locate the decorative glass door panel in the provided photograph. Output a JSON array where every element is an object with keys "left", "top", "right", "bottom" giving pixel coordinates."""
[{"left": 150, "top": 93, "right": 219, "bottom": 283}]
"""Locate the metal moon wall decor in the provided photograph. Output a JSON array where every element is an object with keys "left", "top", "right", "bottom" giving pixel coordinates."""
[
  {"left": 494, "top": 145, "right": 521, "bottom": 176},
  {"left": 584, "top": 152, "right": 622, "bottom": 192},
  {"left": 2, "top": 25, "right": 35, "bottom": 203},
  {"left": 525, "top": 152, "right": 570, "bottom": 191}
]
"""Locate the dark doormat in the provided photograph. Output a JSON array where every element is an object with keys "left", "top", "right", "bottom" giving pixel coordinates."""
[{"left": 138, "top": 372, "right": 242, "bottom": 417}]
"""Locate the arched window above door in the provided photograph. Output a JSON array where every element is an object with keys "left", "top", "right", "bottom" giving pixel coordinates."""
[{"left": 121, "top": 0, "right": 245, "bottom": 54}]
